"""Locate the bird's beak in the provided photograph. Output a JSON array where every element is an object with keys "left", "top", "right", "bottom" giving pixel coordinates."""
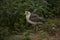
[
  {"left": 24, "top": 11, "right": 28, "bottom": 15},
  {"left": 24, "top": 12, "right": 26, "bottom": 15}
]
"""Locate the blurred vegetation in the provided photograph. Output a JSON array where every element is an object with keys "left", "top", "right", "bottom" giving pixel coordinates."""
[
  {"left": 0, "top": 0, "right": 60, "bottom": 40},
  {"left": 38, "top": 30, "right": 49, "bottom": 40},
  {"left": 22, "top": 32, "right": 31, "bottom": 40}
]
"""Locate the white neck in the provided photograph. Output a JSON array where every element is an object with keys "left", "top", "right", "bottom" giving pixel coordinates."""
[
  {"left": 26, "top": 12, "right": 31, "bottom": 19},
  {"left": 26, "top": 12, "right": 36, "bottom": 24}
]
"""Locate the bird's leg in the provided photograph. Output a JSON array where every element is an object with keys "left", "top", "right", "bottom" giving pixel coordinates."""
[
  {"left": 35, "top": 26, "right": 37, "bottom": 32},
  {"left": 36, "top": 25, "right": 39, "bottom": 32},
  {"left": 31, "top": 25, "right": 36, "bottom": 32},
  {"left": 34, "top": 25, "right": 38, "bottom": 32},
  {"left": 38, "top": 25, "right": 42, "bottom": 31},
  {"left": 31, "top": 25, "right": 35, "bottom": 32},
  {"left": 34, "top": 25, "right": 36, "bottom": 32},
  {"left": 33, "top": 25, "right": 37, "bottom": 33},
  {"left": 32, "top": 25, "right": 38, "bottom": 33},
  {"left": 36, "top": 24, "right": 39, "bottom": 31}
]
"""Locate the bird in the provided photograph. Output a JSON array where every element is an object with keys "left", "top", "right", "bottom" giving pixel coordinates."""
[{"left": 24, "top": 11, "right": 46, "bottom": 32}]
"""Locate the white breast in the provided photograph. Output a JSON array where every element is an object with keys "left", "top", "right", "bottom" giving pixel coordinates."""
[{"left": 26, "top": 13, "right": 37, "bottom": 25}]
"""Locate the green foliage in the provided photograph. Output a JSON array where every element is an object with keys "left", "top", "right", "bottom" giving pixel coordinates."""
[
  {"left": 38, "top": 30, "right": 49, "bottom": 40},
  {"left": 0, "top": 0, "right": 48, "bottom": 33},
  {"left": 39, "top": 19, "right": 57, "bottom": 36},
  {"left": 23, "top": 32, "right": 30, "bottom": 36},
  {"left": 0, "top": 27, "right": 10, "bottom": 40},
  {"left": 22, "top": 32, "right": 31, "bottom": 40},
  {"left": 0, "top": 0, "right": 59, "bottom": 31},
  {"left": 0, "top": 0, "right": 60, "bottom": 40},
  {"left": 22, "top": 37, "right": 31, "bottom": 40}
]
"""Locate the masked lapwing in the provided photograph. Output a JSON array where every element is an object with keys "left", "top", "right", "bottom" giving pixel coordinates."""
[{"left": 25, "top": 11, "right": 46, "bottom": 32}]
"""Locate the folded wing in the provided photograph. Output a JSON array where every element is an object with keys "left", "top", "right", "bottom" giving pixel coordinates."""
[{"left": 29, "top": 14, "right": 46, "bottom": 23}]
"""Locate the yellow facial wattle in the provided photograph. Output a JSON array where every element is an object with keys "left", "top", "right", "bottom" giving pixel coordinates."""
[{"left": 24, "top": 11, "right": 28, "bottom": 15}]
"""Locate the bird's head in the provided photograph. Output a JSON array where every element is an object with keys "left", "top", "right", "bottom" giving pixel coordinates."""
[{"left": 24, "top": 11, "right": 31, "bottom": 15}]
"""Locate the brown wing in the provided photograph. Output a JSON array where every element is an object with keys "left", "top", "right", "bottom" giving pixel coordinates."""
[{"left": 29, "top": 14, "right": 46, "bottom": 22}]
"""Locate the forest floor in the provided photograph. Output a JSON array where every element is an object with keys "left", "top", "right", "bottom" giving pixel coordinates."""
[
  {"left": 29, "top": 18, "right": 60, "bottom": 40},
  {"left": 29, "top": 28, "right": 60, "bottom": 40},
  {"left": 8, "top": 28, "right": 60, "bottom": 40},
  {"left": 8, "top": 18, "right": 60, "bottom": 40}
]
